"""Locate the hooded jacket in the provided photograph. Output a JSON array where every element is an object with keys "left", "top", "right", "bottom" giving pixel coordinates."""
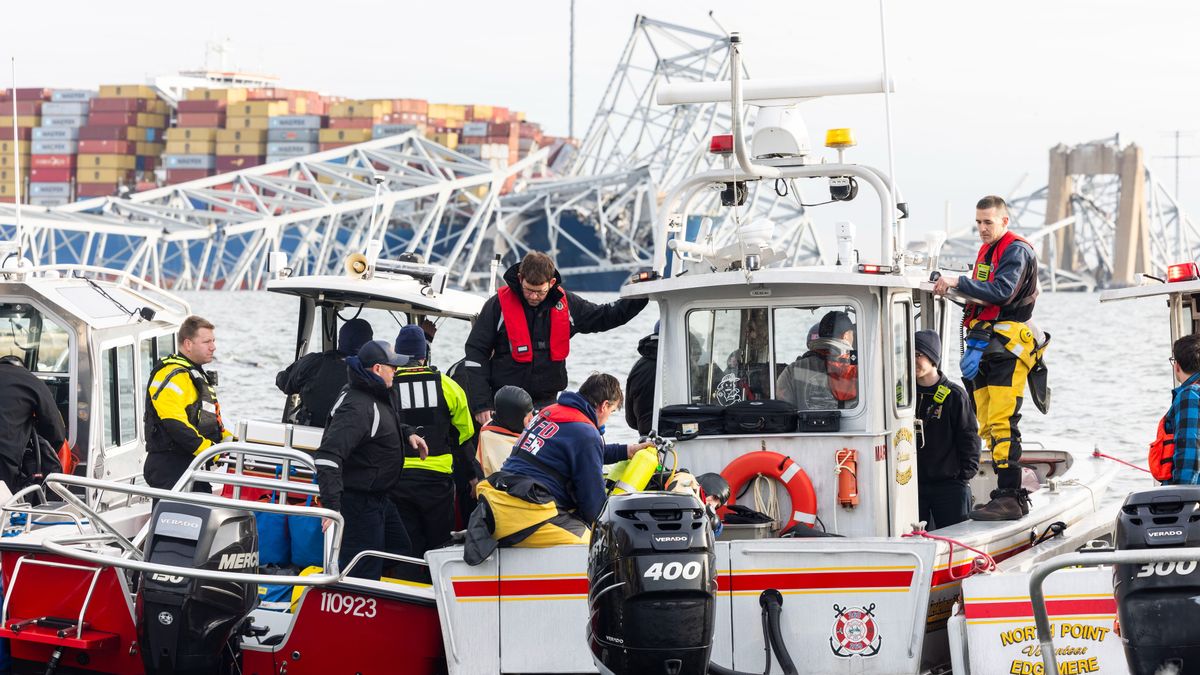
[
  {"left": 501, "top": 391, "right": 628, "bottom": 523},
  {"left": 625, "top": 332, "right": 658, "bottom": 435},
  {"left": 314, "top": 356, "right": 417, "bottom": 512},
  {"left": 916, "top": 372, "right": 981, "bottom": 483},
  {"left": 462, "top": 264, "right": 648, "bottom": 410},
  {"left": 275, "top": 350, "right": 350, "bottom": 427}
]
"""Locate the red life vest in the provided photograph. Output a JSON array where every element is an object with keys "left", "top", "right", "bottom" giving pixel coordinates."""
[
  {"left": 826, "top": 354, "right": 858, "bottom": 402},
  {"left": 963, "top": 230, "right": 1035, "bottom": 325},
  {"left": 1149, "top": 415, "right": 1175, "bottom": 482},
  {"left": 497, "top": 285, "right": 571, "bottom": 364}
]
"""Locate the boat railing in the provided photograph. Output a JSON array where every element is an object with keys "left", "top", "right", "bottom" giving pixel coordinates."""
[
  {"left": 342, "top": 550, "right": 429, "bottom": 578},
  {"left": 0, "top": 484, "right": 89, "bottom": 535},
  {"left": 35, "top": 472, "right": 346, "bottom": 587},
  {"left": 1027, "top": 546, "right": 1200, "bottom": 673},
  {"left": 10, "top": 263, "right": 191, "bottom": 318}
]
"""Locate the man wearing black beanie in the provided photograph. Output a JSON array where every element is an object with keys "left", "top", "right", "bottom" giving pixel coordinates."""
[{"left": 914, "top": 330, "right": 981, "bottom": 529}]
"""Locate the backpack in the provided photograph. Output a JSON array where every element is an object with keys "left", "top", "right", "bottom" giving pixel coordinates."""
[{"left": 1149, "top": 415, "right": 1175, "bottom": 482}]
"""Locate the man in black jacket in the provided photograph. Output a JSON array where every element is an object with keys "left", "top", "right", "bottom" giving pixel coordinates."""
[
  {"left": 914, "top": 330, "right": 981, "bottom": 529},
  {"left": 463, "top": 251, "right": 648, "bottom": 423},
  {"left": 275, "top": 318, "right": 373, "bottom": 427},
  {"left": 0, "top": 355, "right": 67, "bottom": 492},
  {"left": 625, "top": 321, "right": 658, "bottom": 436},
  {"left": 315, "top": 340, "right": 429, "bottom": 580}
]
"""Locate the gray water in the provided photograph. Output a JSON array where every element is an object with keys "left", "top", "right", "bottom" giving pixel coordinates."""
[{"left": 185, "top": 290, "right": 1167, "bottom": 501}]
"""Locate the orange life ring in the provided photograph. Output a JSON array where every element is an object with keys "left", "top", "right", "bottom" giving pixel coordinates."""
[{"left": 719, "top": 451, "right": 817, "bottom": 531}]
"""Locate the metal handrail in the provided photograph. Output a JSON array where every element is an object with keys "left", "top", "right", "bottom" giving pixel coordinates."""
[
  {"left": 1028, "top": 548, "right": 1200, "bottom": 673},
  {"left": 41, "top": 470, "right": 348, "bottom": 576},
  {"left": 2, "top": 557, "right": 103, "bottom": 641},
  {"left": 37, "top": 474, "right": 345, "bottom": 584},
  {"left": 175, "top": 443, "right": 323, "bottom": 499},
  {"left": 40, "top": 534, "right": 341, "bottom": 587},
  {"left": 341, "top": 550, "right": 429, "bottom": 579},
  {"left": 0, "top": 485, "right": 89, "bottom": 535}
]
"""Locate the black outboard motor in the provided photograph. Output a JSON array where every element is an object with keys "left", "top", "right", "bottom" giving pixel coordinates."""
[
  {"left": 1115, "top": 486, "right": 1200, "bottom": 675},
  {"left": 588, "top": 491, "right": 716, "bottom": 675},
  {"left": 137, "top": 500, "right": 259, "bottom": 675}
]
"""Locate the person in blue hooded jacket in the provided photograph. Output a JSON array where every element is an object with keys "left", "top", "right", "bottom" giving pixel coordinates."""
[{"left": 470, "top": 373, "right": 652, "bottom": 549}]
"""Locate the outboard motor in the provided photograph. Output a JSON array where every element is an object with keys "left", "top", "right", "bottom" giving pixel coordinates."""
[
  {"left": 137, "top": 500, "right": 259, "bottom": 675},
  {"left": 588, "top": 491, "right": 716, "bottom": 675},
  {"left": 1114, "top": 486, "right": 1200, "bottom": 675}
]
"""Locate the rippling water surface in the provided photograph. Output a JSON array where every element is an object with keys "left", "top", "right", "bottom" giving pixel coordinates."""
[{"left": 185, "top": 290, "right": 1167, "bottom": 502}]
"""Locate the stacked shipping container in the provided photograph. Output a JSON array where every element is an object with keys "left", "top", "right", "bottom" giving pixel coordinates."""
[
  {"left": 28, "top": 89, "right": 94, "bottom": 206},
  {"left": 1, "top": 83, "right": 553, "bottom": 202},
  {"left": 75, "top": 84, "right": 167, "bottom": 197},
  {"left": 0, "top": 89, "right": 46, "bottom": 203}
]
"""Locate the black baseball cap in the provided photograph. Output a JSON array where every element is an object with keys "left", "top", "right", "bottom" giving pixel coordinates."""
[{"left": 358, "top": 340, "right": 409, "bottom": 368}]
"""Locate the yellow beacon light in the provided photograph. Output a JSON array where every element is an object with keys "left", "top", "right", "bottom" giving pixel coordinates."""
[
  {"left": 825, "top": 128, "right": 856, "bottom": 163},
  {"left": 825, "top": 128, "right": 857, "bottom": 148}
]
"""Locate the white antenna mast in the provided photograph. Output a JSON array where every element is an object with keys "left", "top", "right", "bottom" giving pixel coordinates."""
[
  {"left": 10, "top": 58, "right": 22, "bottom": 262},
  {"left": 878, "top": 0, "right": 901, "bottom": 263}
]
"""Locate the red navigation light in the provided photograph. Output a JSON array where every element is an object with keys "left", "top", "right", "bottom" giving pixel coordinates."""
[
  {"left": 709, "top": 134, "right": 734, "bottom": 154},
  {"left": 1168, "top": 262, "right": 1199, "bottom": 282},
  {"left": 857, "top": 263, "right": 894, "bottom": 275}
]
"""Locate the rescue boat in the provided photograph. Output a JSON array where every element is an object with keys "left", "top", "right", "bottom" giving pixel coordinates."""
[
  {"left": 946, "top": 267, "right": 1200, "bottom": 675},
  {"left": 0, "top": 33, "right": 1124, "bottom": 675}
]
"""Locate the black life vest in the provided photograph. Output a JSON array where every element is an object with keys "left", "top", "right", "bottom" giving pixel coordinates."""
[
  {"left": 393, "top": 366, "right": 453, "bottom": 471},
  {"left": 144, "top": 354, "right": 224, "bottom": 454}
]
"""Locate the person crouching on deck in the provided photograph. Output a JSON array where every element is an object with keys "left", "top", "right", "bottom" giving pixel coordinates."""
[{"left": 464, "top": 373, "right": 652, "bottom": 563}]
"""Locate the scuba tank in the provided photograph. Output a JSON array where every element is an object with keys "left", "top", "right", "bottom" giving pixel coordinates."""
[{"left": 610, "top": 447, "right": 659, "bottom": 495}]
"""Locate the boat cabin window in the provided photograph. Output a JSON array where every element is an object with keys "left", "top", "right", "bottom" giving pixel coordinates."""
[
  {"left": 101, "top": 345, "right": 138, "bottom": 448},
  {"left": 892, "top": 299, "right": 913, "bottom": 408},
  {"left": 141, "top": 334, "right": 175, "bottom": 378},
  {"left": 0, "top": 303, "right": 72, "bottom": 423},
  {"left": 686, "top": 305, "right": 858, "bottom": 410}
]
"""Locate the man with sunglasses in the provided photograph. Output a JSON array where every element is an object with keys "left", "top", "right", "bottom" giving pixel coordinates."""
[{"left": 463, "top": 252, "right": 648, "bottom": 423}]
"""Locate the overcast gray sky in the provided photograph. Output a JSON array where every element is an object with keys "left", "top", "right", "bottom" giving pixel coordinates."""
[{"left": 8, "top": 0, "right": 1200, "bottom": 254}]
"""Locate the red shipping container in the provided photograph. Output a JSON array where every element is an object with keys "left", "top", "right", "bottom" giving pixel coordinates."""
[
  {"left": 30, "top": 155, "right": 75, "bottom": 169},
  {"left": 78, "top": 140, "right": 136, "bottom": 154},
  {"left": 79, "top": 126, "right": 134, "bottom": 141},
  {"left": 177, "top": 112, "right": 224, "bottom": 127},
  {"left": 0, "top": 127, "right": 31, "bottom": 141},
  {"left": 0, "top": 101, "right": 41, "bottom": 115},
  {"left": 30, "top": 167, "right": 71, "bottom": 182},
  {"left": 215, "top": 155, "right": 263, "bottom": 172},
  {"left": 328, "top": 117, "right": 374, "bottom": 129},
  {"left": 0, "top": 88, "right": 50, "bottom": 102},
  {"left": 318, "top": 142, "right": 352, "bottom": 151},
  {"left": 76, "top": 182, "right": 121, "bottom": 197},
  {"left": 165, "top": 169, "right": 214, "bottom": 183},
  {"left": 177, "top": 100, "right": 226, "bottom": 113},
  {"left": 88, "top": 112, "right": 138, "bottom": 126},
  {"left": 90, "top": 98, "right": 150, "bottom": 113},
  {"left": 142, "top": 157, "right": 158, "bottom": 172}
]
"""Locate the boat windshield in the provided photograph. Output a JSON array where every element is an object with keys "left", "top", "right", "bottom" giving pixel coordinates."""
[
  {"left": 0, "top": 303, "right": 72, "bottom": 374},
  {"left": 0, "top": 303, "right": 73, "bottom": 426},
  {"left": 687, "top": 304, "right": 859, "bottom": 410}
]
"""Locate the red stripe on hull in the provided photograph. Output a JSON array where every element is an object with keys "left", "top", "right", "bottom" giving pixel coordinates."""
[{"left": 964, "top": 597, "right": 1116, "bottom": 620}]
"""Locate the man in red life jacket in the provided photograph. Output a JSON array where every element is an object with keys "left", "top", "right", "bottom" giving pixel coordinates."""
[
  {"left": 933, "top": 195, "right": 1046, "bottom": 521},
  {"left": 463, "top": 252, "right": 648, "bottom": 423}
]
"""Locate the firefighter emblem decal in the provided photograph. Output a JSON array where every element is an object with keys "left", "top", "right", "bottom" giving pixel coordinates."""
[{"left": 829, "top": 603, "right": 881, "bottom": 657}]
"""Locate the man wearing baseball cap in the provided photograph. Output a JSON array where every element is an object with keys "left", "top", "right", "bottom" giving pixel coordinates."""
[
  {"left": 914, "top": 330, "right": 980, "bottom": 529},
  {"left": 314, "top": 340, "right": 429, "bottom": 579}
]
